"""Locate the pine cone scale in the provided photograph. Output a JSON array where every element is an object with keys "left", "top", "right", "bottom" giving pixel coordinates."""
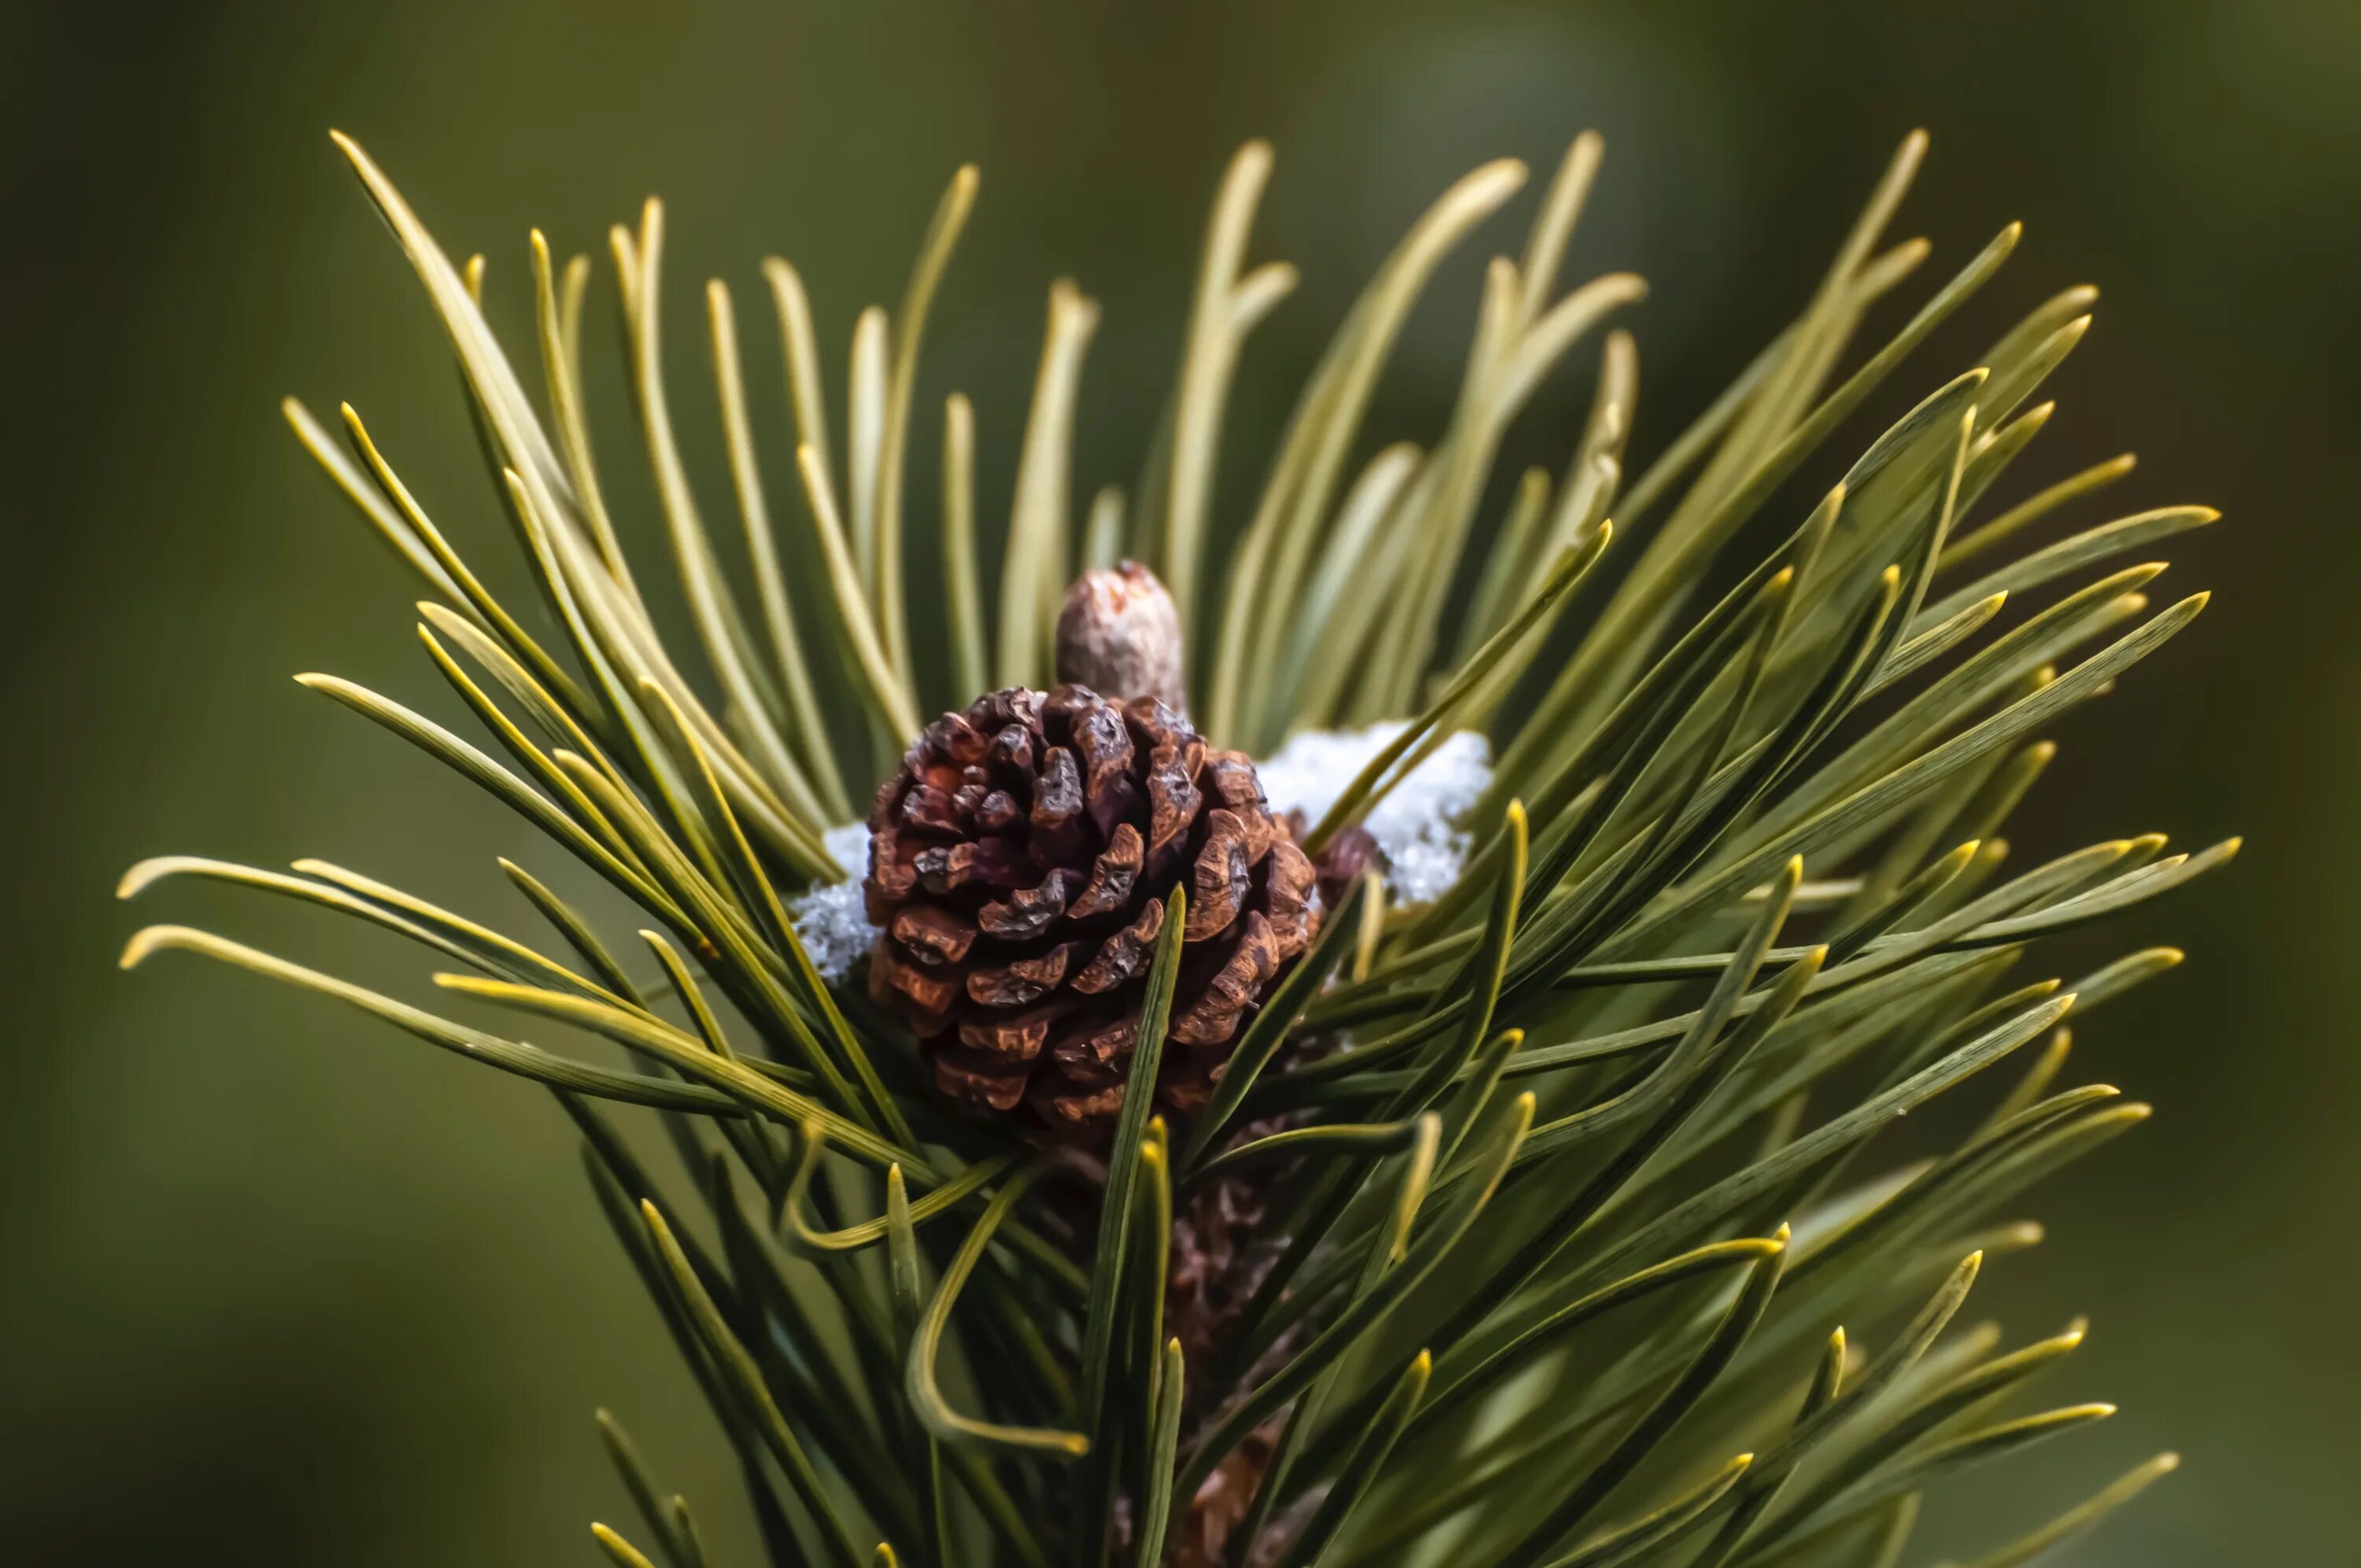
[{"left": 865, "top": 684, "right": 1320, "bottom": 1134}]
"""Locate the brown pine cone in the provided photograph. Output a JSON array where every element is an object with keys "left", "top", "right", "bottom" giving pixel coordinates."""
[{"left": 863, "top": 685, "right": 1321, "bottom": 1134}]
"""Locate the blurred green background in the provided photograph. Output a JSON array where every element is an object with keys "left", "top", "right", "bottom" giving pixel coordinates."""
[{"left": 6, "top": 0, "right": 2353, "bottom": 1561}]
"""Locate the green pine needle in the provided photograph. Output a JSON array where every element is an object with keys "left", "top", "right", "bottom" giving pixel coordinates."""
[{"left": 118, "top": 123, "right": 2228, "bottom": 1566}]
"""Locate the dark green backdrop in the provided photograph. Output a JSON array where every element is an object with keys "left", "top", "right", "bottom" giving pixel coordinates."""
[{"left": 7, "top": 0, "right": 2352, "bottom": 1562}]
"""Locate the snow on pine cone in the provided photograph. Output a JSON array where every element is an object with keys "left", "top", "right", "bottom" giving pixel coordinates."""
[{"left": 863, "top": 685, "right": 1321, "bottom": 1134}]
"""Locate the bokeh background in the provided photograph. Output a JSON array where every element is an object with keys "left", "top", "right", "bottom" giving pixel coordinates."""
[{"left": 6, "top": 0, "right": 2354, "bottom": 1561}]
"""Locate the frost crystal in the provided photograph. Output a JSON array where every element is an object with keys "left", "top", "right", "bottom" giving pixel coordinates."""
[{"left": 788, "top": 725, "right": 1495, "bottom": 981}]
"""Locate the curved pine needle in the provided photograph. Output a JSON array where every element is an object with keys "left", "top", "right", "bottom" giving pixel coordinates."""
[
  {"left": 1771, "top": 1324, "right": 2089, "bottom": 1541},
  {"left": 528, "top": 233, "right": 636, "bottom": 598},
  {"left": 327, "top": 135, "right": 578, "bottom": 534},
  {"left": 296, "top": 671, "right": 685, "bottom": 924},
  {"left": 413, "top": 624, "right": 652, "bottom": 883},
  {"left": 1461, "top": 465, "right": 1557, "bottom": 657},
  {"left": 1916, "top": 504, "right": 2218, "bottom": 633},
  {"left": 996, "top": 280, "right": 1100, "bottom": 688},
  {"left": 904, "top": 1154, "right": 1090, "bottom": 1457},
  {"left": 1540, "top": 1452, "right": 1755, "bottom": 1568},
  {"left": 704, "top": 279, "right": 845, "bottom": 818},
  {"left": 1929, "top": 1452, "right": 2178, "bottom": 1568},
  {"left": 432, "top": 973, "right": 920, "bottom": 1171},
  {"left": 1418, "top": 1235, "right": 1786, "bottom": 1437},
  {"left": 591, "top": 1522, "right": 660, "bottom": 1568},
  {"left": 1809, "top": 1403, "right": 2117, "bottom": 1531},
  {"left": 1070, "top": 891, "right": 1188, "bottom": 1549},
  {"left": 283, "top": 395, "right": 467, "bottom": 602},
  {"left": 794, "top": 445, "right": 922, "bottom": 740},
  {"left": 1497, "top": 1232, "right": 1788, "bottom": 1566},
  {"left": 416, "top": 602, "right": 633, "bottom": 805},
  {"left": 638, "top": 1201, "right": 870, "bottom": 1568},
  {"left": 1285, "top": 1348, "right": 1431, "bottom": 1567},
  {"left": 1131, "top": 1339, "right": 1188, "bottom": 1568},
  {"left": 940, "top": 393, "right": 988, "bottom": 701},
  {"left": 1214, "top": 156, "right": 1528, "bottom": 744},
  {"left": 872, "top": 165, "right": 979, "bottom": 681},
  {"left": 499, "top": 862, "right": 646, "bottom": 1005},
  {"left": 1694, "top": 1329, "right": 1855, "bottom": 1568},
  {"left": 1155, "top": 139, "right": 1283, "bottom": 625},
  {"left": 340, "top": 400, "right": 593, "bottom": 718},
  {"left": 1942, "top": 452, "right": 2137, "bottom": 574},
  {"left": 121, "top": 926, "right": 736, "bottom": 1114},
  {"left": 848, "top": 307, "right": 888, "bottom": 582},
  {"left": 594, "top": 1411, "right": 691, "bottom": 1568},
  {"left": 664, "top": 1503, "right": 704, "bottom": 1568},
  {"left": 1178, "top": 1116, "right": 1430, "bottom": 1197},
  {"left": 760, "top": 257, "right": 837, "bottom": 506},
  {"left": 780, "top": 1120, "right": 1012, "bottom": 1255},
  {"left": 118, "top": 854, "right": 589, "bottom": 998},
  {"left": 635, "top": 677, "right": 904, "bottom": 1138},
  {"left": 615, "top": 203, "right": 833, "bottom": 833}
]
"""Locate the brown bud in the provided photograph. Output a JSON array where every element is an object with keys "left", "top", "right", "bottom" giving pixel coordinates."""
[{"left": 1055, "top": 560, "right": 1186, "bottom": 712}]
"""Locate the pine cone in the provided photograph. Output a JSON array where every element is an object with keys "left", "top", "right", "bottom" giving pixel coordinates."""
[{"left": 864, "top": 685, "right": 1321, "bottom": 1134}]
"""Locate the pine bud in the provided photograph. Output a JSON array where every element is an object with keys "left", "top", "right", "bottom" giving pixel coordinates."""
[{"left": 1055, "top": 559, "right": 1187, "bottom": 711}]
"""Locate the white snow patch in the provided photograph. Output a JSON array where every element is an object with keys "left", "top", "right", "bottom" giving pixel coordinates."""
[
  {"left": 786, "top": 725, "right": 1495, "bottom": 981},
  {"left": 789, "top": 821, "right": 881, "bottom": 983},
  {"left": 1257, "top": 722, "right": 1493, "bottom": 906}
]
